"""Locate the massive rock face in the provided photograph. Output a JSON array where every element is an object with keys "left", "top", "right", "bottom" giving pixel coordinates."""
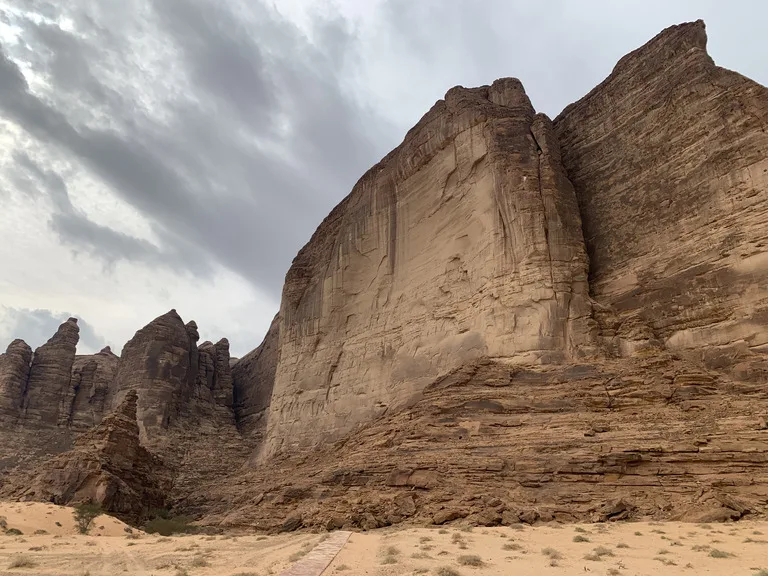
[
  {"left": 5, "top": 391, "right": 171, "bottom": 520},
  {"left": 554, "top": 20, "right": 768, "bottom": 377},
  {"left": 264, "top": 79, "right": 597, "bottom": 456}
]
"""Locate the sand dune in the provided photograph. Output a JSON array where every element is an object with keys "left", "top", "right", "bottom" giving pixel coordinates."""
[{"left": 2, "top": 502, "right": 768, "bottom": 575}]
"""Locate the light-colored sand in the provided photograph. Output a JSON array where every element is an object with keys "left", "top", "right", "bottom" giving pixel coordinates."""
[
  {"left": 326, "top": 521, "right": 768, "bottom": 576},
  {"left": 0, "top": 502, "right": 331, "bottom": 575},
  {"left": 2, "top": 502, "right": 768, "bottom": 576}
]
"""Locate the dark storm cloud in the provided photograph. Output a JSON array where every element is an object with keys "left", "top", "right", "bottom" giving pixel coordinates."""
[
  {"left": 1, "top": 0, "right": 396, "bottom": 298},
  {"left": 1, "top": 307, "right": 106, "bottom": 353}
]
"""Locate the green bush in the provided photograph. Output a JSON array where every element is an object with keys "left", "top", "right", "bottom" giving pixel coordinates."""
[{"left": 74, "top": 502, "right": 102, "bottom": 534}]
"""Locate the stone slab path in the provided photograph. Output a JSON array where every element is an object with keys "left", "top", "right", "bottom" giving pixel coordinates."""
[{"left": 278, "top": 531, "right": 352, "bottom": 576}]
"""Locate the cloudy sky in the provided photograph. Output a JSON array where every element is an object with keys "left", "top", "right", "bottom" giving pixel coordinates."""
[{"left": 0, "top": 0, "right": 766, "bottom": 357}]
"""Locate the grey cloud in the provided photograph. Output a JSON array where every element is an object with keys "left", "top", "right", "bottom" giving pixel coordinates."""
[
  {"left": 1, "top": 0, "right": 397, "bottom": 299},
  {"left": 0, "top": 307, "right": 107, "bottom": 354},
  {"left": 10, "top": 150, "right": 186, "bottom": 271}
]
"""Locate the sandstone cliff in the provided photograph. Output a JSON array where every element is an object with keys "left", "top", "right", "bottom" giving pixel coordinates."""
[
  {"left": 2, "top": 19, "right": 767, "bottom": 530},
  {"left": 554, "top": 20, "right": 768, "bottom": 378},
  {"left": 263, "top": 78, "right": 598, "bottom": 456}
]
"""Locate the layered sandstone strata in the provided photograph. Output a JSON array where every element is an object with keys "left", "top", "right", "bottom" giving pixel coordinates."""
[
  {"left": 264, "top": 79, "right": 597, "bottom": 456},
  {"left": 554, "top": 20, "right": 768, "bottom": 378}
]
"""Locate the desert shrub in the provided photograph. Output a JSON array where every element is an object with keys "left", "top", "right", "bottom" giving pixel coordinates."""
[
  {"left": 752, "top": 570, "right": 768, "bottom": 576},
  {"left": 74, "top": 502, "right": 102, "bottom": 534},
  {"left": 593, "top": 546, "right": 614, "bottom": 557},
  {"left": 439, "top": 529, "right": 449, "bottom": 534},
  {"left": 144, "top": 515, "right": 196, "bottom": 536},
  {"left": 6, "top": 528, "right": 23, "bottom": 536},
  {"left": 457, "top": 555, "right": 484, "bottom": 567},
  {"left": 33, "top": 529, "right": 47, "bottom": 535},
  {"left": 8, "top": 554, "right": 36, "bottom": 568},
  {"left": 190, "top": 555, "right": 209, "bottom": 567},
  {"left": 709, "top": 549, "right": 730, "bottom": 558},
  {"left": 502, "top": 542, "right": 523, "bottom": 551},
  {"left": 616, "top": 542, "right": 629, "bottom": 549},
  {"left": 654, "top": 557, "right": 677, "bottom": 566},
  {"left": 541, "top": 547, "right": 562, "bottom": 560},
  {"left": 583, "top": 552, "right": 601, "bottom": 561},
  {"left": 573, "top": 535, "right": 590, "bottom": 543},
  {"left": 288, "top": 550, "right": 307, "bottom": 562},
  {"left": 437, "top": 567, "right": 462, "bottom": 576},
  {"left": 335, "top": 566, "right": 349, "bottom": 572},
  {"left": 574, "top": 526, "right": 588, "bottom": 533}
]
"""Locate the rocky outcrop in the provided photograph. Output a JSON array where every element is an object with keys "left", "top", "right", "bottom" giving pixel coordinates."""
[
  {"left": 67, "top": 347, "right": 120, "bottom": 430},
  {"left": 233, "top": 315, "right": 279, "bottom": 439},
  {"left": 262, "top": 78, "right": 598, "bottom": 456},
  {"left": 554, "top": 20, "right": 768, "bottom": 377},
  {"left": 113, "top": 310, "right": 237, "bottom": 440},
  {"left": 0, "top": 339, "right": 32, "bottom": 421},
  {"left": 5, "top": 391, "right": 171, "bottom": 521},
  {"left": 22, "top": 318, "right": 79, "bottom": 426},
  {"left": 202, "top": 356, "right": 768, "bottom": 531}
]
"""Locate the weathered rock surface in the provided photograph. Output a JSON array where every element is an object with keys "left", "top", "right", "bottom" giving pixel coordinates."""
[
  {"left": 4, "top": 391, "right": 171, "bottom": 521},
  {"left": 22, "top": 318, "right": 79, "bottom": 426},
  {"left": 263, "top": 78, "right": 598, "bottom": 456},
  {"left": 554, "top": 20, "right": 768, "bottom": 377},
  {"left": 0, "top": 339, "right": 32, "bottom": 421}
]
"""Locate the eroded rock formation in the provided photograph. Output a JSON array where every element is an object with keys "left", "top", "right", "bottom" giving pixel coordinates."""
[
  {"left": 0, "top": 339, "right": 32, "bottom": 421},
  {"left": 112, "top": 310, "right": 236, "bottom": 440},
  {"left": 22, "top": 317, "right": 79, "bottom": 426},
  {"left": 554, "top": 20, "right": 768, "bottom": 376},
  {"left": 5, "top": 391, "right": 171, "bottom": 520}
]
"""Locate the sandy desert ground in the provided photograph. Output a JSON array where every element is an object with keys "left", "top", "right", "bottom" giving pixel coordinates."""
[{"left": 1, "top": 502, "right": 768, "bottom": 575}]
